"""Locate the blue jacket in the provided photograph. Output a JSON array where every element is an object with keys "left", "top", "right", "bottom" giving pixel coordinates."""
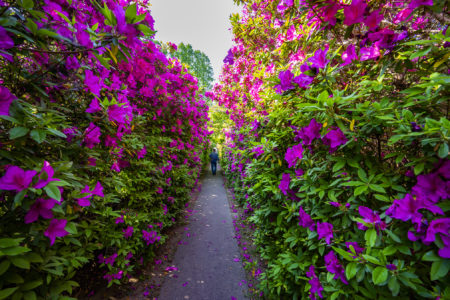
[{"left": 209, "top": 152, "right": 219, "bottom": 163}]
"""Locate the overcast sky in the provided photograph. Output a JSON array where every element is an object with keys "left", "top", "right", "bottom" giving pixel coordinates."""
[{"left": 149, "top": 0, "right": 240, "bottom": 85}]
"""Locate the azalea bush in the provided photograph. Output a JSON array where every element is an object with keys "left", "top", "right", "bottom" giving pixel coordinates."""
[
  {"left": 214, "top": 0, "right": 449, "bottom": 299},
  {"left": 0, "top": 0, "right": 209, "bottom": 298}
]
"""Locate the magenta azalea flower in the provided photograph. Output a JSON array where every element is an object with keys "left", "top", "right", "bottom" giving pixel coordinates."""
[
  {"left": 324, "top": 251, "right": 348, "bottom": 284},
  {"left": 0, "top": 166, "right": 37, "bottom": 192},
  {"left": 142, "top": 230, "right": 160, "bottom": 245},
  {"left": 34, "top": 161, "right": 59, "bottom": 189},
  {"left": 62, "top": 126, "right": 78, "bottom": 143},
  {"left": 278, "top": 173, "right": 290, "bottom": 195},
  {"left": 345, "top": 242, "right": 364, "bottom": 255},
  {"left": 65, "top": 55, "right": 80, "bottom": 70},
  {"left": 108, "top": 104, "right": 132, "bottom": 125},
  {"left": 306, "top": 265, "right": 324, "bottom": 300},
  {"left": 343, "top": 0, "right": 367, "bottom": 26},
  {"left": 252, "top": 146, "right": 264, "bottom": 157},
  {"left": 0, "top": 86, "right": 16, "bottom": 116},
  {"left": 408, "top": 0, "right": 433, "bottom": 9},
  {"left": 341, "top": 45, "right": 358, "bottom": 66},
  {"left": 223, "top": 49, "right": 234, "bottom": 65},
  {"left": 75, "top": 23, "right": 93, "bottom": 48},
  {"left": 297, "top": 119, "right": 322, "bottom": 145},
  {"left": 322, "top": 127, "right": 347, "bottom": 153},
  {"left": 423, "top": 218, "right": 450, "bottom": 243},
  {"left": 0, "top": 26, "right": 13, "bottom": 49},
  {"left": 412, "top": 173, "right": 448, "bottom": 203},
  {"left": 85, "top": 98, "right": 102, "bottom": 113},
  {"left": 439, "top": 235, "right": 450, "bottom": 258},
  {"left": 364, "top": 10, "right": 383, "bottom": 30},
  {"left": 44, "top": 219, "right": 69, "bottom": 246},
  {"left": 386, "top": 193, "right": 444, "bottom": 224},
  {"left": 386, "top": 264, "right": 397, "bottom": 271},
  {"left": 25, "top": 198, "right": 57, "bottom": 224},
  {"left": 84, "top": 70, "right": 101, "bottom": 96},
  {"left": 76, "top": 181, "right": 104, "bottom": 207},
  {"left": 123, "top": 226, "right": 134, "bottom": 239},
  {"left": 285, "top": 144, "right": 303, "bottom": 168},
  {"left": 277, "top": 0, "right": 294, "bottom": 14},
  {"left": 330, "top": 202, "right": 341, "bottom": 207},
  {"left": 358, "top": 206, "right": 386, "bottom": 231},
  {"left": 298, "top": 207, "right": 315, "bottom": 231},
  {"left": 137, "top": 146, "right": 147, "bottom": 159},
  {"left": 308, "top": 48, "right": 329, "bottom": 69},
  {"left": 293, "top": 74, "right": 314, "bottom": 89},
  {"left": 317, "top": 222, "right": 333, "bottom": 244},
  {"left": 275, "top": 70, "right": 295, "bottom": 94},
  {"left": 360, "top": 45, "right": 380, "bottom": 61},
  {"left": 83, "top": 122, "right": 101, "bottom": 149}
]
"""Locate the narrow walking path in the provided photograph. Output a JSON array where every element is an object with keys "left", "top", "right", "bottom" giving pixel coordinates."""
[{"left": 158, "top": 168, "right": 248, "bottom": 300}]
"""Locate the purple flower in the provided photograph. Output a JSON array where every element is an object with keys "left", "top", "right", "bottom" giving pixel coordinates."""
[
  {"left": 412, "top": 173, "right": 448, "bottom": 203},
  {"left": 123, "top": 226, "right": 134, "bottom": 239},
  {"left": 358, "top": 206, "right": 386, "bottom": 231},
  {"left": 285, "top": 145, "right": 304, "bottom": 170},
  {"left": 324, "top": 251, "right": 348, "bottom": 284},
  {"left": 137, "top": 146, "right": 147, "bottom": 159},
  {"left": 386, "top": 264, "right": 397, "bottom": 271},
  {"left": 329, "top": 202, "right": 341, "bottom": 207},
  {"left": 34, "top": 161, "right": 59, "bottom": 189},
  {"left": 223, "top": 49, "right": 234, "bottom": 65},
  {"left": 44, "top": 219, "right": 69, "bottom": 246},
  {"left": 322, "top": 127, "right": 348, "bottom": 153},
  {"left": 83, "top": 122, "right": 101, "bottom": 149},
  {"left": 343, "top": 0, "right": 367, "bottom": 26},
  {"left": 423, "top": 218, "right": 450, "bottom": 243},
  {"left": 104, "top": 253, "right": 118, "bottom": 266},
  {"left": 275, "top": 70, "right": 295, "bottom": 94},
  {"left": 439, "top": 235, "right": 450, "bottom": 258},
  {"left": 25, "top": 198, "right": 57, "bottom": 224},
  {"left": 306, "top": 266, "right": 323, "bottom": 299},
  {"left": 0, "top": 26, "right": 13, "bottom": 49},
  {"left": 277, "top": 0, "right": 294, "bottom": 14},
  {"left": 142, "top": 230, "right": 160, "bottom": 245},
  {"left": 62, "top": 126, "right": 78, "bottom": 143},
  {"left": 364, "top": 10, "right": 383, "bottom": 30},
  {"left": 76, "top": 181, "right": 104, "bottom": 207},
  {"left": 252, "top": 146, "right": 264, "bottom": 158},
  {"left": 298, "top": 207, "right": 315, "bottom": 231},
  {"left": 317, "top": 222, "right": 333, "bottom": 244},
  {"left": 65, "top": 55, "right": 80, "bottom": 70},
  {"left": 436, "top": 160, "right": 450, "bottom": 180},
  {"left": 386, "top": 193, "right": 443, "bottom": 224},
  {"left": 115, "top": 215, "right": 125, "bottom": 224},
  {"left": 108, "top": 104, "right": 132, "bottom": 125},
  {"left": 0, "top": 166, "right": 37, "bottom": 192},
  {"left": 85, "top": 98, "right": 102, "bottom": 113},
  {"left": 308, "top": 48, "right": 329, "bottom": 69},
  {"left": 360, "top": 45, "right": 380, "bottom": 61},
  {"left": 408, "top": 0, "right": 433, "bottom": 10},
  {"left": 345, "top": 242, "right": 364, "bottom": 255},
  {"left": 75, "top": 23, "right": 93, "bottom": 48},
  {"left": 297, "top": 119, "right": 322, "bottom": 145},
  {"left": 278, "top": 173, "right": 290, "bottom": 195},
  {"left": 295, "top": 169, "right": 304, "bottom": 178},
  {"left": 84, "top": 70, "right": 101, "bottom": 96},
  {"left": 411, "top": 122, "right": 422, "bottom": 132},
  {"left": 341, "top": 45, "right": 358, "bottom": 66},
  {"left": 0, "top": 86, "right": 16, "bottom": 116},
  {"left": 293, "top": 74, "right": 314, "bottom": 89}
]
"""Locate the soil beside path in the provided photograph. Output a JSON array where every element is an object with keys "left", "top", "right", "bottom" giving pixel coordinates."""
[{"left": 158, "top": 167, "right": 248, "bottom": 300}]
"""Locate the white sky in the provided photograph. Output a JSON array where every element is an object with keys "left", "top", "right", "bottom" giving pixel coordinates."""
[{"left": 149, "top": 0, "right": 240, "bottom": 85}]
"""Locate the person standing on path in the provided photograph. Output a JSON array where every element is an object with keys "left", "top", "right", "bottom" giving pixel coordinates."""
[{"left": 209, "top": 148, "right": 219, "bottom": 175}]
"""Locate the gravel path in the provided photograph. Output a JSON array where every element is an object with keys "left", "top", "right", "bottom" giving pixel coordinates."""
[{"left": 158, "top": 168, "right": 248, "bottom": 300}]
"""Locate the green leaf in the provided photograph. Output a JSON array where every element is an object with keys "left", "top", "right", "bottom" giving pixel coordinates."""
[
  {"left": 345, "top": 262, "right": 358, "bottom": 280},
  {"left": 1, "top": 246, "right": 30, "bottom": 256},
  {"left": 0, "top": 238, "right": 23, "bottom": 248},
  {"left": 386, "top": 230, "right": 402, "bottom": 243},
  {"left": 372, "top": 266, "right": 388, "bottom": 285},
  {"left": 365, "top": 229, "right": 377, "bottom": 247},
  {"left": 30, "top": 129, "right": 47, "bottom": 144},
  {"left": 414, "top": 163, "right": 425, "bottom": 175},
  {"left": 23, "top": 291, "right": 37, "bottom": 300},
  {"left": 37, "top": 29, "right": 61, "bottom": 39},
  {"left": 410, "top": 47, "right": 432, "bottom": 60},
  {"left": 0, "top": 287, "right": 19, "bottom": 300},
  {"left": 125, "top": 3, "right": 137, "bottom": 23},
  {"left": 9, "top": 256, "right": 30, "bottom": 269},
  {"left": 332, "top": 161, "right": 345, "bottom": 172},
  {"left": 19, "top": 0, "right": 34, "bottom": 9},
  {"left": 332, "top": 246, "right": 355, "bottom": 262},
  {"left": 46, "top": 128, "right": 67, "bottom": 138},
  {"left": 357, "top": 168, "right": 367, "bottom": 182},
  {"left": 137, "top": 24, "right": 155, "bottom": 36},
  {"left": 369, "top": 184, "right": 386, "bottom": 193},
  {"left": 22, "top": 280, "right": 43, "bottom": 291},
  {"left": 13, "top": 190, "right": 27, "bottom": 208},
  {"left": 388, "top": 276, "right": 400, "bottom": 296},
  {"left": 422, "top": 251, "right": 441, "bottom": 262},
  {"left": 9, "top": 127, "right": 29, "bottom": 139},
  {"left": 438, "top": 143, "right": 448, "bottom": 158},
  {"left": 354, "top": 185, "right": 368, "bottom": 196},
  {"left": 0, "top": 260, "right": 11, "bottom": 276},
  {"left": 383, "top": 245, "right": 397, "bottom": 256},
  {"left": 65, "top": 222, "right": 77, "bottom": 234},
  {"left": 44, "top": 183, "right": 61, "bottom": 201},
  {"left": 430, "top": 260, "right": 450, "bottom": 280}
]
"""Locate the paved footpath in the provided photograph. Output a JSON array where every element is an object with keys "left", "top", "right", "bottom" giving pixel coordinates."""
[{"left": 159, "top": 169, "right": 248, "bottom": 300}]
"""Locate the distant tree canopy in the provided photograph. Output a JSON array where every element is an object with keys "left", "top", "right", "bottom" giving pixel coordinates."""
[{"left": 169, "top": 43, "right": 214, "bottom": 91}]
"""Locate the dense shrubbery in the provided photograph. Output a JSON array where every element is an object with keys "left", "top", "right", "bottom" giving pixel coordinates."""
[
  {"left": 214, "top": 0, "right": 449, "bottom": 299},
  {"left": 0, "top": 0, "right": 209, "bottom": 298}
]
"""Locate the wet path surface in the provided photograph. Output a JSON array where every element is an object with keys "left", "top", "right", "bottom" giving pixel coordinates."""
[{"left": 158, "top": 170, "right": 247, "bottom": 300}]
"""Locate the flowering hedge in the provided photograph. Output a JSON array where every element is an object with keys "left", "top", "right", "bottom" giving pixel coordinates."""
[
  {"left": 214, "top": 0, "right": 449, "bottom": 299},
  {"left": 0, "top": 0, "right": 209, "bottom": 298}
]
